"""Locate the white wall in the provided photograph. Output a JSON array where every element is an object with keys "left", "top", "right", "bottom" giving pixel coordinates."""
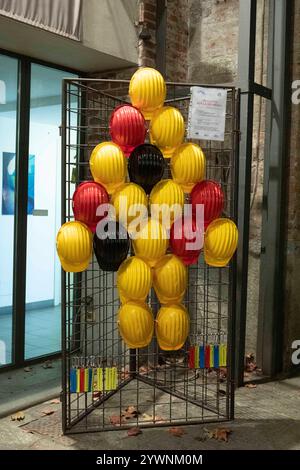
[{"left": 82, "top": 0, "right": 138, "bottom": 64}]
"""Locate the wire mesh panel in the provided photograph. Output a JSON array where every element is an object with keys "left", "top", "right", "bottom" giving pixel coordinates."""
[{"left": 61, "top": 78, "right": 239, "bottom": 434}]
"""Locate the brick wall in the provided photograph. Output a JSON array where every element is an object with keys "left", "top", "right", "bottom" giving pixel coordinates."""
[
  {"left": 165, "top": 0, "right": 188, "bottom": 81},
  {"left": 188, "top": 0, "right": 239, "bottom": 84}
]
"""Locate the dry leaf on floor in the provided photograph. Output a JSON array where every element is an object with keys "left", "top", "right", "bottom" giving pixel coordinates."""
[
  {"left": 11, "top": 411, "right": 25, "bottom": 421},
  {"left": 42, "top": 360, "right": 53, "bottom": 369},
  {"left": 141, "top": 413, "right": 153, "bottom": 421},
  {"left": 50, "top": 399, "right": 60, "bottom": 404},
  {"left": 245, "top": 383, "right": 257, "bottom": 389},
  {"left": 127, "top": 427, "right": 142, "bottom": 437},
  {"left": 24, "top": 367, "right": 32, "bottom": 372},
  {"left": 203, "top": 427, "right": 214, "bottom": 439},
  {"left": 219, "top": 389, "right": 226, "bottom": 396},
  {"left": 168, "top": 427, "right": 185, "bottom": 437},
  {"left": 139, "top": 365, "right": 152, "bottom": 375},
  {"left": 122, "top": 405, "right": 139, "bottom": 420},
  {"left": 154, "top": 415, "right": 165, "bottom": 423},
  {"left": 212, "top": 427, "right": 232, "bottom": 442},
  {"left": 109, "top": 415, "right": 124, "bottom": 426},
  {"left": 41, "top": 409, "right": 55, "bottom": 416}
]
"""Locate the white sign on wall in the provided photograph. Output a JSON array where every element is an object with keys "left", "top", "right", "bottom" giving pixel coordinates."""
[{"left": 187, "top": 86, "right": 227, "bottom": 142}]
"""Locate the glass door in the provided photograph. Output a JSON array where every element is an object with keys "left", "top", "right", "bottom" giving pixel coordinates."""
[
  {"left": 0, "top": 55, "right": 19, "bottom": 366},
  {"left": 25, "top": 64, "right": 77, "bottom": 359}
]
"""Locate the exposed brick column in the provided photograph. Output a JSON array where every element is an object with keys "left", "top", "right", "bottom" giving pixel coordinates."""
[
  {"left": 139, "top": 0, "right": 157, "bottom": 67},
  {"left": 165, "top": 0, "right": 189, "bottom": 81}
]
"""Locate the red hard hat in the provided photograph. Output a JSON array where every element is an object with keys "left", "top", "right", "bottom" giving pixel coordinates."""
[
  {"left": 191, "top": 180, "right": 224, "bottom": 229},
  {"left": 109, "top": 104, "right": 146, "bottom": 157},
  {"left": 170, "top": 216, "right": 203, "bottom": 266},
  {"left": 72, "top": 181, "right": 109, "bottom": 233}
]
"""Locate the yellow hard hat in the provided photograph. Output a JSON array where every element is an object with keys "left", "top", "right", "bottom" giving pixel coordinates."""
[
  {"left": 117, "top": 256, "right": 152, "bottom": 304},
  {"left": 129, "top": 67, "right": 166, "bottom": 120},
  {"left": 56, "top": 221, "right": 92, "bottom": 272},
  {"left": 153, "top": 254, "right": 187, "bottom": 304},
  {"left": 171, "top": 143, "right": 206, "bottom": 193},
  {"left": 204, "top": 218, "right": 238, "bottom": 267},
  {"left": 112, "top": 182, "right": 148, "bottom": 228},
  {"left": 132, "top": 218, "right": 169, "bottom": 267},
  {"left": 118, "top": 301, "right": 154, "bottom": 348},
  {"left": 155, "top": 303, "right": 190, "bottom": 351},
  {"left": 150, "top": 106, "right": 185, "bottom": 158},
  {"left": 89, "top": 141, "right": 127, "bottom": 195},
  {"left": 150, "top": 179, "right": 184, "bottom": 228}
]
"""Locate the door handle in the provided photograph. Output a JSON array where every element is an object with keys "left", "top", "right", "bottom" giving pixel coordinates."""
[{"left": 32, "top": 209, "right": 48, "bottom": 216}]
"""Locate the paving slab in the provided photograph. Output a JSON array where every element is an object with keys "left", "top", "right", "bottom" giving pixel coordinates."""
[{"left": 0, "top": 375, "right": 299, "bottom": 450}]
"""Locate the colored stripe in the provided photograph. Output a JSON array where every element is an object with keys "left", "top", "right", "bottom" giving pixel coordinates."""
[
  {"left": 214, "top": 345, "right": 219, "bottom": 368},
  {"left": 210, "top": 344, "right": 214, "bottom": 367},
  {"left": 222, "top": 344, "right": 227, "bottom": 367},
  {"left": 199, "top": 346, "right": 205, "bottom": 368},
  {"left": 88, "top": 368, "right": 93, "bottom": 392},
  {"left": 80, "top": 368, "right": 85, "bottom": 392},
  {"left": 84, "top": 368, "right": 89, "bottom": 392},
  {"left": 111, "top": 367, "right": 118, "bottom": 389},
  {"left": 95, "top": 368, "right": 103, "bottom": 391},
  {"left": 105, "top": 368, "right": 111, "bottom": 391},
  {"left": 70, "top": 368, "right": 77, "bottom": 393},
  {"left": 188, "top": 346, "right": 195, "bottom": 368},
  {"left": 195, "top": 346, "right": 200, "bottom": 368},
  {"left": 76, "top": 369, "right": 81, "bottom": 393},
  {"left": 219, "top": 344, "right": 223, "bottom": 366},
  {"left": 205, "top": 345, "right": 210, "bottom": 368},
  {"left": 219, "top": 344, "right": 223, "bottom": 367}
]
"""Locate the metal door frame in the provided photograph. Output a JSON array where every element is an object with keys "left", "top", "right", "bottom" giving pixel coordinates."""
[{"left": 236, "top": 0, "right": 291, "bottom": 384}]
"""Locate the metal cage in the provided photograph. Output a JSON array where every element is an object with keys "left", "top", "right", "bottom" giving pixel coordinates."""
[{"left": 61, "top": 78, "right": 240, "bottom": 434}]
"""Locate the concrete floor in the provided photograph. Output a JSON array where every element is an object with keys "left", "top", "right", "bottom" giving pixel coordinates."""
[
  {"left": 0, "top": 360, "right": 61, "bottom": 418},
  {"left": 0, "top": 375, "right": 299, "bottom": 450}
]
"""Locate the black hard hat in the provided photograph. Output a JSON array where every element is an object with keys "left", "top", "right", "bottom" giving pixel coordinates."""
[
  {"left": 93, "top": 221, "right": 130, "bottom": 272},
  {"left": 128, "top": 144, "right": 165, "bottom": 194}
]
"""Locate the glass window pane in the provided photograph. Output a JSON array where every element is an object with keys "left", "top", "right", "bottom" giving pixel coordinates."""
[
  {"left": 0, "top": 54, "right": 18, "bottom": 366},
  {"left": 25, "top": 64, "right": 77, "bottom": 360}
]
